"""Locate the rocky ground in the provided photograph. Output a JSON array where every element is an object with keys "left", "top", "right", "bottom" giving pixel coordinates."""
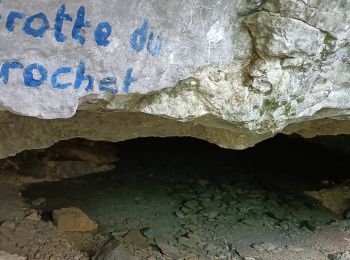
[{"left": 0, "top": 136, "right": 350, "bottom": 259}]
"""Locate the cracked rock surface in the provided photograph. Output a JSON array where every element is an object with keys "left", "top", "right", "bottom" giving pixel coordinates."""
[{"left": 1, "top": 0, "right": 350, "bottom": 156}]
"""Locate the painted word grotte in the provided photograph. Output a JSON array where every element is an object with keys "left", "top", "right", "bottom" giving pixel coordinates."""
[{"left": 0, "top": 4, "right": 163, "bottom": 93}]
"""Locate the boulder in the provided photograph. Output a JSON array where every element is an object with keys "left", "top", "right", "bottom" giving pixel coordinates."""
[
  {"left": 53, "top": 207, "right": 98, "bottom": 232},
  {"left": 0, "top": 0, "right": 350, "bottom": 157}
]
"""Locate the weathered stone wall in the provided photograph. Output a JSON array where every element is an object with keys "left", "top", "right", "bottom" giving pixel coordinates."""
[{"left": 1, "top": 0, "right": 350, "bottom": 157}]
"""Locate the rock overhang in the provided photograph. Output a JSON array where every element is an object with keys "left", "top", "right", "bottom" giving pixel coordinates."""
[{"left": 0, "top": 0, "right": 350, "bottom": 157}]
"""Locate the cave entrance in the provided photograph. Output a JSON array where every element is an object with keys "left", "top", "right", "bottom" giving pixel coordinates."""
[{"left": 1, "top": 135, "right": 350, "bottom": 259}]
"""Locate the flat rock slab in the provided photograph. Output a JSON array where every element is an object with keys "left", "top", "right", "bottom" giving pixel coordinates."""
[{"left": 53, "top": 207, "right": 98, "bottom": 232}]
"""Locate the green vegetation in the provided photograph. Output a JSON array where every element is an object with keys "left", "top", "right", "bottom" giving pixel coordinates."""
[{"left": 260, "top": 98, "right": 280, "bottom": 116}]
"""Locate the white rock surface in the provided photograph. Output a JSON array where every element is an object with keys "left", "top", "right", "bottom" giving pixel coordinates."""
[
  {"left": 0, "top": 0, "right": 350, "bottom": 157},
  {"left": 0, "top": 0, "right": 238, "bottom": 118}
]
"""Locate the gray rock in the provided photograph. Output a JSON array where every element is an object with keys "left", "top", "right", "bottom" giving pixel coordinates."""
[
  {"left": 31, "top": 197, "right": 46, "bottom": 206},
  {"left": 157, "top": 243, "right": 180, "bottom": 258},
  {"left": 92, "top": 241, "right": 132, "bottom": 260},
  {"left": 286, "top": 245, "right": 305, "bottom": 252},
  {"left": 178, "top": 236, "right": 197, "bottom": 248},
  {"left": 25, "top": 211, "right": 41, "bottom": 221},
  {"left": 184, "top": 200, "right": 200, "bottom": 210},
  {"left": 1, "top": 0, "right": 350, "bottom": 156},
  {"left": 141, "top": 228, "right": 160, "bottom": 239},
  {"left": 329, "top": 251, "right": 350, "bottom": 260},
  {"left": 252, "top": 242, "right": 276, "bottom": 252}
]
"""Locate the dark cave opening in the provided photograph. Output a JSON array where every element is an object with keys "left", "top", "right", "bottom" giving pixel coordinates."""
[
  {"left": 2, "top": 135, "right": 350, "bottom": 259},
  {"left": 113, "top": 134, "right": 349, "bottom": 192},
  {"left": 18, "top": 134, "right": 350, "bottom": 208}
]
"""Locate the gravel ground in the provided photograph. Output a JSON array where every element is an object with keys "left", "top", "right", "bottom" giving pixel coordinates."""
[{"left": 0, "top": 136, "right": 350, "bottom": 259}]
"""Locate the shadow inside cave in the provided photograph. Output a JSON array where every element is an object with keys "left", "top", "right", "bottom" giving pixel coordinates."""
[
  {"left": 7, "top": 134, "right": 350, "bottom": 258},
  {"left": 21, "top": 134, "right": 349, "bottom": 223}
]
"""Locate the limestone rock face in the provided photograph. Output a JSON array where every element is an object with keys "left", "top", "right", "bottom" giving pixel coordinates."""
[{"left": 0, "top": 0, "right": 350, "bottom": 157}]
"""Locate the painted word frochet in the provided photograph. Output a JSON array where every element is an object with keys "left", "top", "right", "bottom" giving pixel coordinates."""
[{"left": 0, "top": 60, "right": 136, "bottom": 94}]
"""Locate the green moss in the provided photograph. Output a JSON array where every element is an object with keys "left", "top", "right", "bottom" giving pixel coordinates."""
[
  {"left": 284, "top": 103, "right": 292, "bottom": 115},
  {"left": 296, "top": 97, "right": 305, "bottom": 103},
  {"left": 324, "top": 33, "right": 336, "bottom": 45},
  {"left": 321, "top": 33, "right": 337, "bottom": 60},
  {"left": 260, "top": 98, "right": 280, "bottom": 116},
  {"left": 167, "top": 78, "right": 199, "bottom": 97}
]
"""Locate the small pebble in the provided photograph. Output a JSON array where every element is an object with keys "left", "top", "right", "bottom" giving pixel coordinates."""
[
  {"left": 184, "top": 200, "right": 200, "bottom": 209},
  {"left": 287, "top": 245, "right": 305, "bottom": 252},
  {"left": 25, "top": 211, "right": 41, "bottom": 221},
  {"left": 141, "top": 227, "right": 159, "bottom": 239},
  {"left": 178, "top": 236, "right": 197, "bottom": 248},
  {"left": 31, "top": 197, "right": 46, "bottom": 206},
  {"left": 206, "top": 211, "right": 219, "bottom": 219},
  {"left": 175, "top": 211, "right": 185, "bottom": 219},
  {"left": 188, "top": 232, "right": 201, "bottom": 242},
  {"left": 252, "top": 242, "right": 276, "bottom": 252},
  {"left": 157, "top": 243, "right": 180, "bottom": 258}
]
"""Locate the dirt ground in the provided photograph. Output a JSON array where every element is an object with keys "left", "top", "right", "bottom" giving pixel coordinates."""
[{"left": 0, "top": 136, "right": 350, "bottom": 259}]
